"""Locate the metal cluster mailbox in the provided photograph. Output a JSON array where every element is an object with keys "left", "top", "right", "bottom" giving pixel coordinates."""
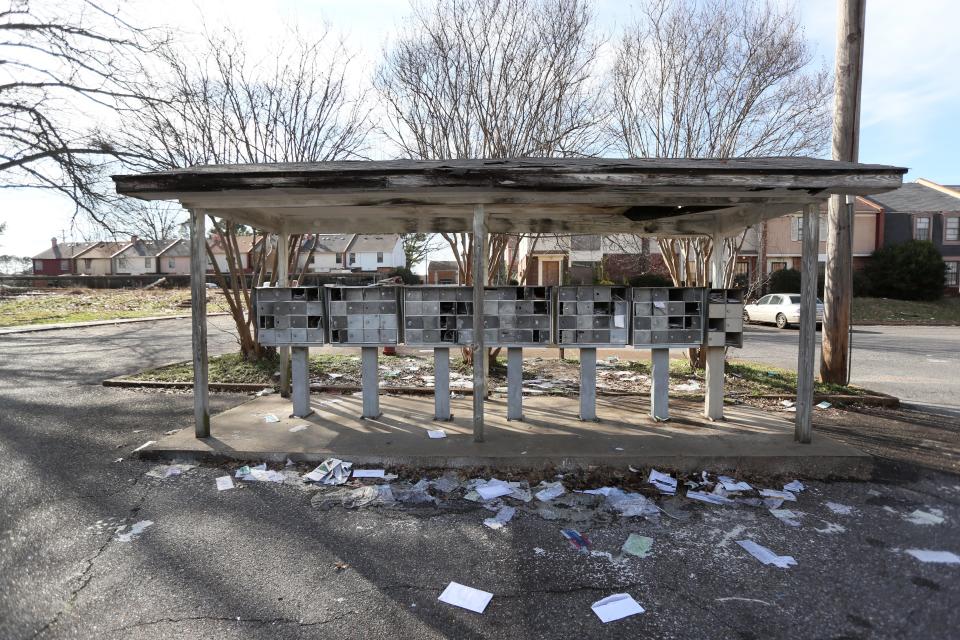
[
  {"left": 630, "top": 287, "right": 705, "bottom": 347},
  {"left": 556, "top": 286, "right": 630, "bottom": 346},
  {"left": 403, "top": 286, "right": 473, "bottom": 346},
  {"left": 707, "top": 289, "right": 744, "bottom": 348},
  {"left": 255, "top": 286, "right": 326, "bottom": 346},
  {"left": 482, "top": 287, "right": 552, "bottom": 346},
  {"left": 327, "top": 286, "right": 400, "bottom": 345}
]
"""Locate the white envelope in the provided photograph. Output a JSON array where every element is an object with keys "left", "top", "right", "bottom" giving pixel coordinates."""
[
  {"left": 591, "top": 593, "right": 645, "bottom": 623},
  {"left": 438, "top": 582, "right": 493, "bottom": 614}
]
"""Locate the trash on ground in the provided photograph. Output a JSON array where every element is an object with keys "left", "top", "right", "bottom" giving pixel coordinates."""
[
  {"left": 718, "top": 476, "right": 752, "bottom": 492},
  {"left": 264, "top": 414, "right": 280, "bottom": 423},
  {"left": 427, "top": 429, "right": 447, "bottom": 439},
  {"left": 535, "top": 481, "right": 566, "bottom": 501},
  {"left": 353, "top": 469, "right": 386, "bottom": 479},
  {"left": 621, "top": 534, "right": 653, "bottom": 558},
  {"left": 903, "top": 549, "right": 960, "bottom": 564},
  {"left": 289, "top": 424, "right": 308, "bottom": 433},
  {"left": 591, "top": 593, "right": 645, "bottom": 623},
  {"left": 334, "top": 561, "right": 350, "bottom": 572},
  {"left": 216, "top": 476, "right": 235, "bottom": 491},
  {"left": 483, "top": 506, "right": 516, "bottom": 530},
  {"left": 736, "top": 540, "right": 796, "bottom": 568},
  {"left": 687, "top": 490, "right": 734, "bottom": 505},
  {"left": 392, "top": 479, "right": 437, "bottom": 505},
  {"left": 255, "top": 388, "right": 275, "bottom": 397},
  {"left": 237, "top": 466, "right": 285, "bottom": 483},
  {"left": 429, "top": 473, "right": 461, "bottom": 494},
  {"left": 438, "top": 582, "right": 493, "bottom": 614},
  {"left": 146, "top": 463, "right": 195, "bottom": 479},
  {"left": 783, "top": 480, "right": 805, "bottom": 493},
  {"left": 674, "top": 380, "right": 701, "bottom": 392},
  {"left": 132, "top": 441, "right": 155, "bottom": 453},
  {"left": 589, "top": 487, "right": 659, "bottom": 518},
  {"left": 304, "top": 458, "right": 353, "bottom": 485},
  {"left": 345, "top": 485, "right": 395, "bottom": 508},
  {"left": 163, "top": 429, "right": 180, "bottom": 436},
  {"left": 905, "top": 509, "right": 945, "bottom": 525},
  {"left": 770, "top": 509, "right": 802, "bottom": 527},
  {"left": 825, "top": 502, "right": 854, "bottom": 515},
  {"left": 476, "top": 479, "right": 515, "bottom": 501},
  {"left": 561, "top": 528, "right": 592, "bottom": 552},
  {"left": 816, "top": 401, "right": 832, "bottom": 409},
  {"left": 116, "top": 520, "right": 153, "bottom": 542},
  {"left": 648, "top": 469, "right": 677, "bottom": 495},
  {"left": 759, "top": 489, "right": 797, "bottom": 502},
  {"left": 780, "top": 400, "right": 795, "bottom": 408}
]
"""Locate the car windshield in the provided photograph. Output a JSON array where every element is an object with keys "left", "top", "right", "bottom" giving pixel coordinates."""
[{"left": 786, "top": 296, "right": 823, "bottom": 304}]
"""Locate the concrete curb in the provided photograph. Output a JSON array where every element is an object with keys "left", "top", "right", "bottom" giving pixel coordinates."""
[{"left": 0, "top": 312, "right": 230, "bottom": 335}]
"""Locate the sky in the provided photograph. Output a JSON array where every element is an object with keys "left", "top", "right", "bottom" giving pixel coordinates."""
[{"left": 2, "top": 0, "right": 958, "bottom": 262}]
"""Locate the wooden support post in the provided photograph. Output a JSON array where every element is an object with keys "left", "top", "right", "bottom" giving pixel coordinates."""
[
  {"left": 822, "top": 0, "right": 865, "bottom": 385},
  {"left": 704, "top": 230, "right": 726, "bottom": 420},
  {"left": 291, "top": 346, "right": 312, "bottom": 418},
  {"left": 434, "top": 347, "right": 451, "bottom": 421},
  {"left": 277, "top": 231, "right": 290, "bottom": 398},
  {"left": 507, "top": 347, "right": 523, "bottom": 421},
  {"left": 189, "top": 209, "right": 209, "bottom": 438},
  {"left": 650, "top": 348, "right": 670, "bottom": 421},
  {"left": 796, "top": 203, "right": 821, "bottom": 443},
  {"left": 361, "top": 346, "right": 380, "bottom": 419},
  {"left": 579, "top": 347, "right": 597, "bottom": 421},
  {"left": 472, "top": 204, "right": 487, "bottom": 442}
]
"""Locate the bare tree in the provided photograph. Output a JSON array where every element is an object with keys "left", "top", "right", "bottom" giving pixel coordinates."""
[
  {"left": 608, "top": 0, "right": 831, "bottom": 365},
  {"left": 114, "top": 26, "right": 372, "bottom": 359},
  {"left": 376, "top": 0, "right": 604, "bottom": 303},
  {"left": 0, "top": 0, "right": 164, "bottom": 221}
]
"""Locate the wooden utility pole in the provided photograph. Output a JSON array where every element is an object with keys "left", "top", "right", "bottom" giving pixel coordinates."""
[{"left": 821, "top": 0, "right": 866, "bottom": 384}]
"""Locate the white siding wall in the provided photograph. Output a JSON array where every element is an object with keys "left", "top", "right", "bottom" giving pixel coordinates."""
[
  {"left": 160, "top": 256, "right": 191, "bottom": 275},
  {"left": 310, "top": 252, "right": 343, "bottom": 272},
  {"left": 78, "top": 258, "right": 112, "bottom": 275},
  {"left": 114, "top": 255, "right": 157, "bottom": 274},
  {"left": 347, "top": 240, "right": 403, "bottom": 271}
]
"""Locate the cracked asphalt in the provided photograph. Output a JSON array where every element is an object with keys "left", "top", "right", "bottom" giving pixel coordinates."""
[{"left": 1, "top": 318, "right": 959, "bottom": 639}]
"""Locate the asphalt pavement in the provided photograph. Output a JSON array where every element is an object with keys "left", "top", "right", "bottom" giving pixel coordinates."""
[{"left": 0, "top": 319, "right": 959, "bottom": 639}]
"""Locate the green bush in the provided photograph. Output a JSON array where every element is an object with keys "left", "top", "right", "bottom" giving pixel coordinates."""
[
  {"left": 628, "top": 273, "right": 673, "bottom": 287},
  {"left": 863, "top": 241, "right": 945, "bottom": 301},
  {"left": 768, "top": 268, "right": 801, "bottom": 293}
]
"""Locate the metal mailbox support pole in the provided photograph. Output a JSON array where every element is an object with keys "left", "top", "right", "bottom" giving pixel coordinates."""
[
  {"left": 277, "top": 231, "right": 290, "bottom": 398},
  {"left": 291, "top": 346, "right": 311, "bottom": 417},
  {"left": 507, "top": 347, "right": 523, "bottom": 420},
  {"left": 579, "top": 347, "right": 597, "bottom": 421},
  {"left": 650, "top": 348, "right": 670, "bottom": 421},
  {"left": 705, "top": 232, "right": 726, "bottom": 420},
  {"left": 188, "top": 209, "right": 209, "bottom": 438},
  {"left": 795, "top": 202, "right": 820, "bottom": 443},
  {"left": 361, "top": 346, "right": 380, "bottom": 419},
  {"left": 472, "top": 204, "right": 487, "bottom": 442},
  {"left": 434, "top": 347, "right": 451, "bottom": 421}
]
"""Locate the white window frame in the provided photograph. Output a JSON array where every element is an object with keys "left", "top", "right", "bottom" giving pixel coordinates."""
[
  {"left": 60, "top": 259, "right": 69, "bottom": 271},
  {"left": 946, "top": 261, "right": 959, "bottom": 287},
  {"left": 376, "top": 251, "right": 384, "bottom": 263},
  {"left": 914, "top": 215, "right": 931, "bottom": 241},
  {"left": 945, "top": 215, "right": 959, "bottom": 243},
  {"left": 167, "top": 257, "right": 176, "bottom": 269}
]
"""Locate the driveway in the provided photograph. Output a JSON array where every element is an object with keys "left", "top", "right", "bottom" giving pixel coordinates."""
[
  {"left": 729, "top": 324, "right": 960, "bottom": 413},
  {"left": 0, "top": 318, "right": 959, "bottom": 639}
]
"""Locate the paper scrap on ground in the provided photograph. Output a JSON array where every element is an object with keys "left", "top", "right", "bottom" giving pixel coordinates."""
[
  {"left": 621, "top": 534, "right": 653, "bottom": 558},
  {"left": 476, "top": 480, "right": 514, "bottom": 501},
  {"left": 760, "top": 489, "right": 797, "bottom": 502},
  {"left": 116, "top": 520, "right": 153, "bottom": 542},
  {"left": 816, "top": 401, "right": 832, "bottom": 409},
  {"left": 146, "top": 463, "right": 196, "bottom": 479},
  {"left": 216, "top": 476, "right": 235, "bottom": 491},
  {"left": 784, "top": 480, "right": 805, "bottom": 493},
  {"left": 825, "top": 502, "right": 854, "bottom": 515},
  {"left": 289, "top": 424, "right": 308, "bottom": 433},
  {"left": 674, "top": 380, "right": 701, "bottom": 392},
  {"left": 687, "top": 490, "right": 734, "bottom": 505},
  {"left": 904, "top": 549, "right": 960, "bottom": 564},
  {"left": 535, "top": 481, "right": 566, "bottom": 501},
  {"left": 718, "top": 476, "right": 752, "bottom": 492},
  {"left": 770, "top": 509, "right": 802, "bottom": 527},
  {"left": 132, "top": 441, "right": 155, "bottom": 453},
  {"left": 438, "top": 582, "right": 493, "bottom": 614},
  {"left": 561, "top": 528, "right": 591, "bottom": 552},
  {"left": 427, "top": 429, "right": 447, "bottom": 439},
  {"left": 483, "top": 506, "right": 516, "bottom": 530},
  {"left": 905, "top": 509, "right": 945, "bottom": 525},
  {"left": 352, "top": 469, "right": 386, "bottom": 479},
  {"left": 648, "top": 469, "right": 677, "bottom": 495},
  {"left": 264, "top": 414, "right": 280, "bottom": 423},
  {"left": 591, "top": 593, "right": 645, "bottom": 623},
  {"left": 736, "top": 540, "right": 796, "bottom": 568},
  {"left": 304, "top": 458, "right": 353, "bottom": 485}
]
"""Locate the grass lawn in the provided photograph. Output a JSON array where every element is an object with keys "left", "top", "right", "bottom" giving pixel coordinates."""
[
  {"left": 0, "top": 288, "right": 229, "bottom": 327},
  {"left": 853, "top": 296, "right": 960, "bottom": 325}
]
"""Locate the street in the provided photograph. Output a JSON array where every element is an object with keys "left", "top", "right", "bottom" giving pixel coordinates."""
[{"left": 0, "top": 319, "right": 958, "bottom": 639}]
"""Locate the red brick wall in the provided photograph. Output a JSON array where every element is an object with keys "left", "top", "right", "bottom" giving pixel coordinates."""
[{"left": 33, "top": 259, "right": 71, "bottom": 275}]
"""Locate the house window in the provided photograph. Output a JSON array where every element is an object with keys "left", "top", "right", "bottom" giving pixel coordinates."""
[
  {"left": 33, "top": 260, "right": 42, "bottom": 271},
  {"left": 60, "top": 259, "right": 69, "bottom": 271},
  {"left": 349, "top": 253, "right": 356, "bottom": 265},
  {"left": 377, "top": 251, "right": 384, "bottom": 263},
  {"left": 791, "top": 215, "right": 828, "bottom": 242},
  {"left": 117, "top": 258, "right": 127, "bottom": 270},
  {"left": 84, "top": 259, "right": 92, "bottom": 269},
  {"left": 946, "top": 262, "right": 959, "bottom": 287},
  {"left": 771, "top": 261, "right": 787, "bottom": 271},
  {"left": 945, "top": 216, "right": 959, "bottom": 242},
  {"left": 144, "top": 258, "right": 151, "bottom": 269},
  {"left": 335, "top": 254, "right": 342, "bottom": 264},
  {"left": 168, "top": 257, "right": 176, "bottom": 269},
  {"left": 914, "top": 216, "right": 931, "bottom": 241}
]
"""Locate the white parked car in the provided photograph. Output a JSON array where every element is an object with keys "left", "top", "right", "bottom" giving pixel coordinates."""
[{"left": 743, "top": 294, "right": 824, "bottom": 329}]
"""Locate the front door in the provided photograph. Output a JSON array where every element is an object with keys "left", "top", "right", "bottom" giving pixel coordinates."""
[{"left": 542, "top": 260, "right": 560, "bottom": 286}]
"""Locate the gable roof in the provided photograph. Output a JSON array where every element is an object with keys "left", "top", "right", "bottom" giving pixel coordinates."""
[
  {"left": 348, "top": 234, "right": 401, "bottom": 253},
  {"left": 303, "top": 234, "right": 353, "bottom": 253},
  {"left": 427, "top": 260, "right": 458, "bottom": 271},
  {"left": 74, "top": 241, "right": 127, "bottom": 259},
  {"left": 158, "top": 239, "right": 190, "bottom": 257},
  {"left": 32, "top": 242, "right": 94, "bottom": 260},
  {"left": 113, "top": 239, "right": 172, "bottom": 258},
  {"left": 865, "top": 183, "right": 960, "bottom": 213}
]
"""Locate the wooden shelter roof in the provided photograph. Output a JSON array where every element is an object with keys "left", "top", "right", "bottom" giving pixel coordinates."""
[{"left": 113, "top": 157, "right": 906, "bottom": 236}]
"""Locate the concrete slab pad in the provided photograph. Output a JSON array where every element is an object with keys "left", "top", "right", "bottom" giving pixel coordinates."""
[{"left": 140, "top": 394, "right": 872, "bottom": 479}]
